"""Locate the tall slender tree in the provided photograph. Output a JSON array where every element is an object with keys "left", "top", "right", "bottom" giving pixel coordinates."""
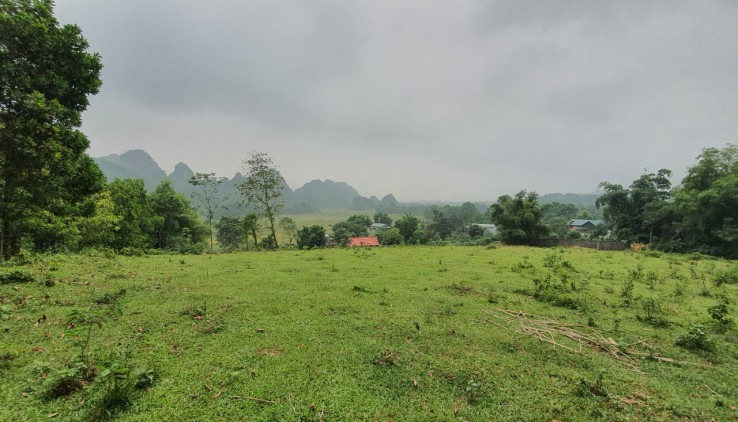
[
  {"left": 189, "top": 172, "right": 228, "bottom": 250},
  {"left": 237, "top": 152, "right": 285, "bottom": 249}
]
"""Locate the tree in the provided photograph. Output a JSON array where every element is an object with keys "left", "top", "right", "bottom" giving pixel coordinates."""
[
  {"left": 107, "top": 179, "right": 155, "bottom": 250},
  {"left": 373, "top": 212, "right": 392, "bottom": 226},
  {"left": 332, "top": 214, "right": 371, "bottom": 246},
  {"left": 297, "top": 225, "right": 326, "bottom": 249},
  {"left": 489, "top": 191, "right": 548, "bottom": 245},
  {"left": 149, "top": 180, "right": 206, "bottom": 252},
  {"left": 76, "top": 191, "right": 121, "bottom": 250},
  {"left": 237, "top": 152, "right": 285, "bottom": 249},
  {"left": 189, "top": 172, "right": 229, "bottom": 251},
  {"left": 215, "top": 216, "right": 246, "bottom": 251},
  {"left": 376, "top": 227, "right": 403, "bottom": 245},
  {"left": 675, "top": 145, "right": 738, "bottom": 257},
  {"left": 278, "top": 217, "right": 298, "bottom": 245},
  {"left": 394, "top": 213, "right": 420, "bottom": 244},
  {"left": 460, "top": 202, "right": 481, "bottom": 225},
  {"left": 242, "top": 213, "right": 259, "bottom": 249},
  {"left": 0, "top": 0, "right": 103, "bottom": 259},
  {"left": 596, "top": 169, "right": 673, "bottom": 244},
  {"left": 427, "top": 208, "right": 453, "bottom": 240}
]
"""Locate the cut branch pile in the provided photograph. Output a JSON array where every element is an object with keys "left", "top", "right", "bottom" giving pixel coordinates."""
[{"left": 484, "top": 309, "right": 705, "bottom": 372}]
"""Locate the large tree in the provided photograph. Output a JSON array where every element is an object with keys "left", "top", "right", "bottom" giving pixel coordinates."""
[
  {"left": 237, "top": 152, "right": 285, "bottom": 249},
  {"left": 675, "top": 145, "right": 738, "bottom": 257},
  {"left": 596, "top": 169, "right": 673, "bottom": 244},
  {"left": 0, "top": 0, "right": 103, "bottom": 259},
  {"left": 394, "top": 213, "right": 420, "bottom": 244},
  {"left": 489, "top": 191, "right": 548, "bottom": 245}
]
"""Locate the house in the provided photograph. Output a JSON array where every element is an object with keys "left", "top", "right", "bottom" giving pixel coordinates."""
[
  {"left": 347, "top": 236, "right": 380, "bottom": 247},
  {"left": 567, "top": 219, "right": 603, "bottom": 232},
  {"left": 370, "top": 223, "right": 389, "bottom": 234}
]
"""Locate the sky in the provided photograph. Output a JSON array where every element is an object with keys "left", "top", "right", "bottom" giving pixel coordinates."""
[{"left": 54, "top": 1, "right": 738, "bottom": 202}]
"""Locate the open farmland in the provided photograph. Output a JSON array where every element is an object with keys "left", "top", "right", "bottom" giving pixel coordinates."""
[{"left": 1, "top": 246, "right": 737, "bottom": 421}]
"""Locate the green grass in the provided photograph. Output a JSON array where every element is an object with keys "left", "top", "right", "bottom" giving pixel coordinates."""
[{"left": 1, "top": 246, "right": 737, "bottom": 420}]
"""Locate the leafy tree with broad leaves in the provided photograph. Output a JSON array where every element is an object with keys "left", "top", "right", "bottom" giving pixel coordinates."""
[
  {"left": 394, "top": 213, "right": 420, "bottom": 244},
  {"left": 675, "top": 144, "right": 738, "bottom": 257},
  {"left": 107, "top": 179, "right": 155, "bottom": 250},
  {"left": 189, "top": 172, "right": 229, "bottom": 251},
  {"left": 215, "top": 216, "right": 246, "bottom": 251},
  {"left": 278, "top": 217, "right": 298, "bottom": 245},
  {"left": 237, "top": 152, "right": 285, "bottom": 249},
  {"left": 149, "top": 180, "right": 207, "bottom": 252},
  {"left": 297, "top": 225, "right": 326, "bottom": 249},
  {"left": 488, "top": 191, "right": 548, "bottom": 245},
  {"left": 427, "top": 208, "right": 453, "bottom": 240},
  {"left": 596, "top": 169, "right": 673, "bottom": 244},
  {"left": 0, "top": 0, "right": 103, "bottom": 259},
  {"left": 332, "top": 214, "right": 371, "bottom": 246},
  {"left": 376, "top": 227, "right": 403, "bottom": 245}
]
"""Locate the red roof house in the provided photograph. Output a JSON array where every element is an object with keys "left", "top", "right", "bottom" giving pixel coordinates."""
[{"left": 347, "top": 236, "right": 380, "bottom": 247}]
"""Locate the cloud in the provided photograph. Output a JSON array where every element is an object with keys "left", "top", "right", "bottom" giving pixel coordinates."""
[{"left": 55, "top": 0, "right": 738, "bottom": 201}]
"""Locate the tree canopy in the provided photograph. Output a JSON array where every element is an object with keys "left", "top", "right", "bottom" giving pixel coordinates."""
[
  {"left": 489, "top": 191, "right": 548, "bottom": 245},
  {"left": 238, "top": 152, "right": 285, "bottom": 249},
  {"left": 0, "top": 0, "right": 103, "bottom": 259}
]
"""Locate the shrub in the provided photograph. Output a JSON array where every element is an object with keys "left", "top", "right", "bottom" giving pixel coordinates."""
[
  {"left": 714, "top": 267, "right": 738, "bottom": 286},
  {"left": 708, "top": 297, "right": 734, "bottom": 333},
  {"left": 675, "top": 324, "right": 713, "bottom": 352}
]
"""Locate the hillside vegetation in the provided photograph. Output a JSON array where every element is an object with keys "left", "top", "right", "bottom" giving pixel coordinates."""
[{"left": 2, "top": 246, "right": 737, "bottom": 420}]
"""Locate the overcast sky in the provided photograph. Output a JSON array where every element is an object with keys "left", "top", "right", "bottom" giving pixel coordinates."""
[{"left": 54, "top": 1, "right": 738, "bottom": 201}]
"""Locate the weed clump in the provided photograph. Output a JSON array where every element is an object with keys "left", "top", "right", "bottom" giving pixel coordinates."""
[
  {"left": 713, "top": 267, "right": 738, "bottom": 286},
  {"left": 94, "top": 288, "right": 127, "bottom": 305},
  {"left": 576, "top": 370, "right": 609, "bottom": 399},
  {"left": 532, "top": 273, "right": 580, "bottom": 310},
  {"left": 372, "top": 348, "right": 400, "bottom": 366}
]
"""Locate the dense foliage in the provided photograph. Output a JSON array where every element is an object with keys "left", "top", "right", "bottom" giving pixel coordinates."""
[
  {"left": 488, "top": 191, "right": 548, "bottom": 245},
  {"left": 597, "top": 145, "right": 738, "bottom": 258},
  {"left": 296, "top": 225, "right": 326, "bottom": 249},
  {"left": 0, "top": 0, "right": 103, "bottom": 259}
]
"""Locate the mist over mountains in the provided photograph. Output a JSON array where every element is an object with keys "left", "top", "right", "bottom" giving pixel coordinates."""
[
  {"left": 93, "top": 150, "right": 598, "bottom": 213},
  {"left": 93, "top": 150, "right": 404, "bottom": 213}
]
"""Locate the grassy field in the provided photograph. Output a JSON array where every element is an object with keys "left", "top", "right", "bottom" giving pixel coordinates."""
[{"left": 1, "top": 246, "right": 737, "bottom": 420}]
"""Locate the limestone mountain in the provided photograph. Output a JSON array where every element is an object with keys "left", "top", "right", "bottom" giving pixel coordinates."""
[
  {"left": 93, "top": 150, "right": 397, "bottom": 213},
  {"left": 94, "top": 149, "right": 166, "bottom": 190},
  {"left": 168, "top": 162, "right": 195, "bottom": 195},
  {"left": 291, "top": 179, "right": 360, "bottom": 210}
]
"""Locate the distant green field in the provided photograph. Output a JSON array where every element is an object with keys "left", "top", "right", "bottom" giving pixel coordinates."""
[{"left": 1, "top": 246, "right": 737, "bottom": 420}]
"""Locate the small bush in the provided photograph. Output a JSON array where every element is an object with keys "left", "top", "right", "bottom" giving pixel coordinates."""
[
  {"left": 0, "top": 270, "right": 35, "bottom": 284},
  {"left": 676, "top": 324, "right": 713, "bottom": 352}
]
